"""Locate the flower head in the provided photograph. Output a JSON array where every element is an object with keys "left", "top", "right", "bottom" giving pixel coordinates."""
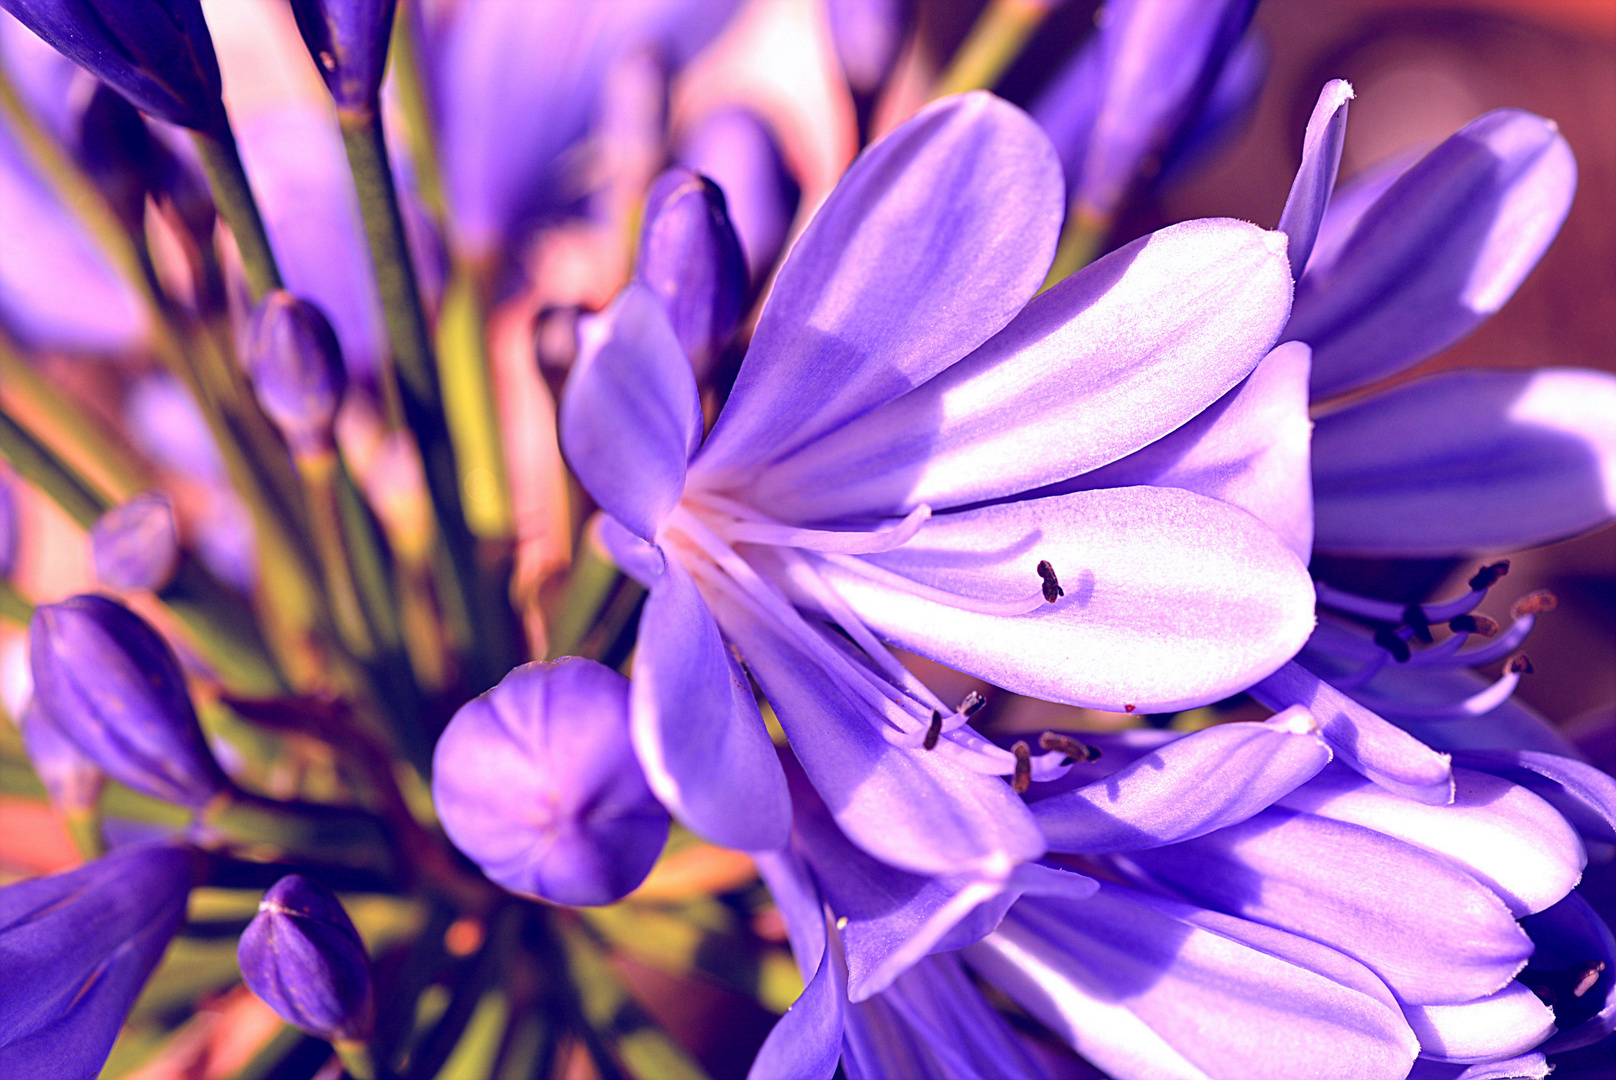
[{"left": 288, "top": 0, "right": 397, "bottom": 112}]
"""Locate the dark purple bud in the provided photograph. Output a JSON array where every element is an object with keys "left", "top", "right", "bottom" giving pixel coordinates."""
[
  {"left": 636, "top": 168, "right": 748, "bottom": 379},
  {"left": 432, "top": 657, "right": 670, "bottom": 907},
  {"left": 247, "top": 291, "right": 348, "bottom": 457},
  {"left": 91, "top": 492, "right": 180, "bottom": 592},
  {"left": 0, "top": 0, "right": 225, "bottom": 131},
  {"left": 0, "top": 843, "right": 197, "bottom": 1077},
  {"left": 824, "top": 0, "right": 911, "bottom": 97},
  {"left": 19, "top": 702, "right": 103, "bottom": 812},
  {"left": 676, "top": 107, "right": 799, "bottom": 283},
  {"left": 29, "top": 593, "right": 226, "bottom": 808},
  {"left": 0, "top": 475, "right": 17, "bottom": 578},
  {"left": 238, "top": 874, "right": 374, "bottom": 1042},
  {"left": 287, "top": 0, "right": 397, "bottom": 112}
]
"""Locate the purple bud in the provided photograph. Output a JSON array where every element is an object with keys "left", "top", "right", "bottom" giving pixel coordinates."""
[
  {"left": 247, "top": 291, "right": 348, "bottom": 457},
  {"left": 824, "top": 0, "right": 911, "bottom": 97},
  {"left": 287, "top": 0, "right": 398, "bottom": 112},
  {"left": 91, "top": 492, "right": 180, "bottom": 592},
  {"left": 0, "top": 0, "right": 225, "bottom": 131},
  {"left": 676, "top": 107, "right": 799, "bottom": 284},
  {"left": 237, "top": 874, "right": 374, "bottom": 1042},
  {"left": 636, "top": 168, "right": 748, "bottom": 379},
  {"left": 0, "top": 476, "right": 17, "bottom": 578},
  {"left": 29, "top": 594, "right": 226, "bottom": 808},
  {"left": 432, "top": 657, "right": 670, "bottom": 907},
  {"left": 19, "top": 702, "right": 103, "bottom": 812},
  {"left": 0, "top": 843, "right": 197, "bottom": 1077}
]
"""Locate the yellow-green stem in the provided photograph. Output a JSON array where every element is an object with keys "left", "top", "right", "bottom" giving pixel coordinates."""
[
  {"left": 1043, "top": 205, "right": 1111, "bottom": 290},
  {"left": 334, "top": 1039, "right": 378, "bottom": 1080},
  {"left": 0, "top": 402, "right": 110, "bottom": 527},
  {"left": 0, "top": 336, "right": 148, "bottom": 498},
  {"left": 387, "top": 3, "right": 448, "bottom": 224},
  {"left": 437, "top": 265, "right": 513, "bottom": 539},
  {"left": 0, "top": 578, "right": 32, "bottom": 625},
  {"left": 933, "top": 0, "right": 1051, "bottom": 97},
  {"left": 190, "top": 125, "right": 283, "bottom": 300},
  {"left": 63, "top": 806, "right": 105, "bottom": 860}
]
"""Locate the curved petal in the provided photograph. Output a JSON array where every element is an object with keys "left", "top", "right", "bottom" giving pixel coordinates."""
[
  {"left": 1127, "top": 807, "right": 1533, "bottom": 1005},
  {"left": 559, "top": 284, "right": 703, "bottom": 541},
  {"left": 1311, "top": 368, "right": 1616, "bottom": 557},
  {"left": 1292, "top": 109, "right": 1576, "bottom": 399},
  {"left": 1277, "top": 80, "right": 1353, "bottom": 280},
  {"left": 1250, "top": 661, "right": 1455, "bottom": 805},
  {"left": 749, "top": 852, "right": 843, "bottom": 1080},
  {"left": 1407, "top": 1054, "right": 1549, "bottom": 1080},
  {"left": 1523, "top": 891, "right": 1616, "bottom": 1053},
  {"left": 630, "top": 556, "right": 790, "bottom": 851},
  {"left": 750, "top": 218, "right": 1294, "bottom": 521},
  {"left": 1401, "top": 983, "right": 1555, "bottom": 1064},
  {"left": 696, "top": 91, "right": 1062, "bottom": 485},
  {"left": 1454, "top": 749, "right": 1616, "bottom": 848},
  {"left": 819, "top": 486, "right": 1315, "bottom": 713},
  {"left": 1074, "top": 340, "right": 1314, "bottom": 560},
  {"left": 1034, "top": 714, "right": 1331, "bottom": 853}
]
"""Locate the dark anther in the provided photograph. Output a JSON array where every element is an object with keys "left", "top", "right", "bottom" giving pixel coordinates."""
[
  {"left": 1513, "top": 590, "right": 1558, "bottom": 618},
  {"left": 1469, "top": 560, "right": 1510, "bottom": 591},
  {"left": 1123, "top": 703, "right": 1135, "bottom": 713},
  {"left": 1036, "top": 560, "right": 1064, "bottom": 603},
  {"left": 1448, "top": 613, "right": 1499, "bottom": 637},
  {"left": 1402, "top": 604, "right": 1433, "bottom": 643},
  {"left": 1011, "top": 741, "right": 1032, "bottom": 794},
  {"left": 1040, "top": 732, "right": 1101, "bottom": 763},
  {"left": 1575, "top": 961, "right": 1606, "bottom": 998},
  {"left": 959, "top": 691, "right": 987, "bottom": 717},
  {"left": 923, "top": 710, "right": 944, "bottom": 751},
  {"left": 1507, "top": 653, "right": 1534, "bottom": 675},
  {"left": 1373, "top": 627, "right": 1412, "bottom": 663}
]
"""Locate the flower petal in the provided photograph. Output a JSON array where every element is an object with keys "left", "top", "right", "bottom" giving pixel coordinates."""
[
  {"left": 697, "top": 91, "right": 1062, "bottom": 485},
  {"left": 1277, "top": 80, "right": 1353, "bottom": 280},
  {"left": 1033, "top": 715, "right": 1331, "bottom": 853},
  {"left": 1250, "top": 661, "right": 1455, "bottom": 805},
  {"left": 1291, "top": 109, "right": 1576, "bottom": 399},
  {"left": 750, "top": 218, "right": 1294, "bottom": 520},
  {"left": 1401, "top": 983, "right": 1555, "bottom": 1064},
  {"left": 630, "top": 556, "right": 790, "bottom": 851},
  {"left": 1074, "top": 340, "right": 1314, "bottom": 560},
  {"left": 559, "top": 284, "right": 703, "bottom": 541},
  {"left": 749, "top": 851, "right": 843, "bottom": 1080},
  {"left": 1454, "top": 749, "right": 1616, "bottom": 848},
  {"left": 1311, "top": 367, "right": 1616, "bottom": 556},
  {"left": 1407, "top": 1054, "right": 1549, "bottom": 1080},
  {"left": 1523, "top": 891, "right": 1616, "bottom": 1053},
  {"left": 820, "top": 486, "right": 1315, "bottom": 713}
]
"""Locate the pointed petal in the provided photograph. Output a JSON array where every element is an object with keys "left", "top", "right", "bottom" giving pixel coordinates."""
[
  {"left": 559, "top": 284, "right": 703, "bottom": 540},
  {"left": 630, "top": 556, "right": 790, "bottom": 850},
  {"left": 1311, "top": 368, "right": 1616, "bottom": 556},
  {"left": 1523, "top": 891, "right": 1616, "bottom": 1053},
  {"left": 1075, "top": 340, "right": 1314, "bottom": 559},
  {"left": 751, "top": 219, "right": 1294, "bottom": 520},
  {"left": 1278, "top": 764, "right": 1584, "bottom": 917},
  {"left": 750, "top": 850, "right": 844, "bottom": 1080},
  {"left": 1250, "top": 661, "right": 1455, "bottom": 805},
  {"left": 820, "top": 486, "right": 1315, "bottom": 712},
  {"left": 1127, "top": 807, "right": 1533, "bottom": 1004},
  {"left": 1033, "top": 715, "right": 1331, "bottom": 853},
  {"left": 1401, "top": 983, "right": 1556, "bottom": 1064},
  {"left": 1292, "top": 109, "right": 1576, "bottom": 399},
  {"left": 1277, "top": 80, "right": 1353, "bottom": 279},
  {"left": 1453, "top": 749, "right": 1616, "bottom": 847},
  {"left": 697, "top": 92, "right": 1062, "bottom": 483}
]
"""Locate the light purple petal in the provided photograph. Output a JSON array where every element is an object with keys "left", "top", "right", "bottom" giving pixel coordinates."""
[
  {"left": 1033, "top": 714, "right": 1331, "bottom": 853},
  {"left": 749, "top": 853, "right": 843, "bottom": 1080},
  {"left": 1251, "top": 661, "right": 1455, "bottom": 805},
  {"left": 1401, "top": 983, "right": 1555, "bottom": 1064},
  {"left": 1454, "top": 749, "right": 1616, "bottom": 848},
  {"left": 750, "top": 218, "right": 1293, "bottom": 520},
  {"left": 1277, "top": 763, "right": 1584, "bottom": 917},
  {"left": 1277, "top": 80, "right": 1353, "bottom": 281},
  {"left": 818, "top": 486, "right": 1315, "bottom": 713},
  {"left": 560, "top": 284, "right": 703, "bottom": 541},
  {"left": 1407, "top": 1054, "right": 1549, "bottom": 1080},
  {"left": 1312, "top": 367, "right": 1616, "bottom": 556},
  {"left": 1074, "top": 340, "right": 1314, "bottom": 560},
  {"left": 1126, "top": 806, "right": 1533, "bottom": 1004},
  {"left": 676, "top": 106, "right": 799, "bottom": 281},
  {"left": 630, "top": 556, "right": 790, "bottom": 851},
  {"left": 967, "top": 883, "right": 1419, "bottom": 1080},
  {"left": 696, "top": 92, "right": 1062, "bottom": 485},
  {"left": 1524, "top": 891, "right": 1616, "bottom": 1053},
  {"left": 1291, "top": 109, "right": 1576, "bottom": 399}
]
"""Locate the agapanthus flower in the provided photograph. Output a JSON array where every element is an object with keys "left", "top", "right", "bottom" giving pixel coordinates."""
[{"left": 559, "top": 92, "right": 1315, "bottom": 885}]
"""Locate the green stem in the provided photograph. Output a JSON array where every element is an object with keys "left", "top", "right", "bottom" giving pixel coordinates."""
[
  {"left": 0, "top": 578, "right": 31, "bottom": 625},
  {"left": 0, "top": 402, "right": 110, "bottom": 527},
  {"left": 190, "top": 125, "right": 283, "bottom": 300},
  {"left": 933, "top": 0, "right": 1051, "bottom": 97},
  {"left": 197, "top": 786, "right": 397, "bottom": 880},
  {"left": 299, "top": 450, "right": 378, "bottom": 660},
  {"left": 62, "top": 806, "right": 106, "bottom": 860},
  {"left": 436, "top": 264, "right": 513, "bottom": 540},
  {"left": 388, "top": 3, "right": 448, "bottom": 224},
  {"left": 334, "top": 1039, "right": 379, "bottom": 1080}
]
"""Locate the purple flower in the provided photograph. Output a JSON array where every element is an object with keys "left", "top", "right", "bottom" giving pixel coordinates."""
[
  {"left": 0, "top": 843, "right": 198, "bottom": 1078},
  {"left": 432, "top": 657, "right": 671, "bottom": 907},
  {"left": 0, "top": 0, "right": 225, "bottom": 132},
  {"left": 237, "top": 874, "right": 375, "bottom": 1042},
  {"left": 247, "top": 291, "right": 349, "bottom": 457},
  {"left": 560, "top": 92, "right": 1313, "bottom": 874},
  {"left": 675, "top": 106, "right": 800, "bottom": 283},
  {"left": 635, "top": 167, "right": 748, "bottom": 379},
  {"left": 823, "top": 0, "right": 910, "bottom": 100},
  {"left": 91, "top": 492, "right": 180, "bottom": 592},
  {"left": 288, "top": 0, "right": 397, "bottom": 112},
  {"left": 29, "top": 593, "right": 227, "bottom": 808}
]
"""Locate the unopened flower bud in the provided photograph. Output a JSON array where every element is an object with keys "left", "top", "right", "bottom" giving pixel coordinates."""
[
  {"left": 0, "top": 0, "right": 226, "bottom": 131},
  {"left": 824, "top": 0, "right": 911, "bottom": 98},
  {"left": 91, "top": 492, "right": 180, "bottom": 592},
  {"left": 238, "top": 874, "right": 374, "bottom": 1042},
  {"left": 288, "top": 0, "right": 398, "bottom": 113},
  {"left": 19, "top": 702, "right": 103, "bottom": 813},
  {"left": 433, "top": 658, "right": 670, "bottom": 906},
  {"left": 29, "top": 594, "right": 226, "bottom": 808},
  {"left": 636, "top": 168, "right": 748, "bottom": 379},
  {"left": 676, "top": 108, "right": 799, "bottom": 287},
  {"left": 247, "top": 291, "right": 348, "bottom": 457}
]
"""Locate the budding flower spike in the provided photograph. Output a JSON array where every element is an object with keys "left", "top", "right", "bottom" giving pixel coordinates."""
[
  {"left": 238, "top": 875, "right": 375, "bottom": 1047},
  {"left": 247, "top": 291, "right": 348, "bottom": 458}
]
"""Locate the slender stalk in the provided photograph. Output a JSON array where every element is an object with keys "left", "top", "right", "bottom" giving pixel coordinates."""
[
  {"left": 932, "top": 0, "right": 1051, "bottom": 97},
  {"left": 0, "top": 337, "right": 148, "bottom": 499},
  {"left": 436, "top": 264, "right": 513, "bottom": 539},
  {"left": 190, "top": 124, "right": 283, "bottom": 300},
  {"left": 388, "top": 3, "right": 448, "bottom": 224},
  {"left": 0, "top": 402, "right": 110, "bottom": 527},
  {"left": 0, "top": 578, "right": 33, "bottom": 625},
  {"left": 62, "top": 806, "right": 106, "bottom": 860},
  {"left": 298, "top": 450, "right": 378, "bottom": 660}
]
